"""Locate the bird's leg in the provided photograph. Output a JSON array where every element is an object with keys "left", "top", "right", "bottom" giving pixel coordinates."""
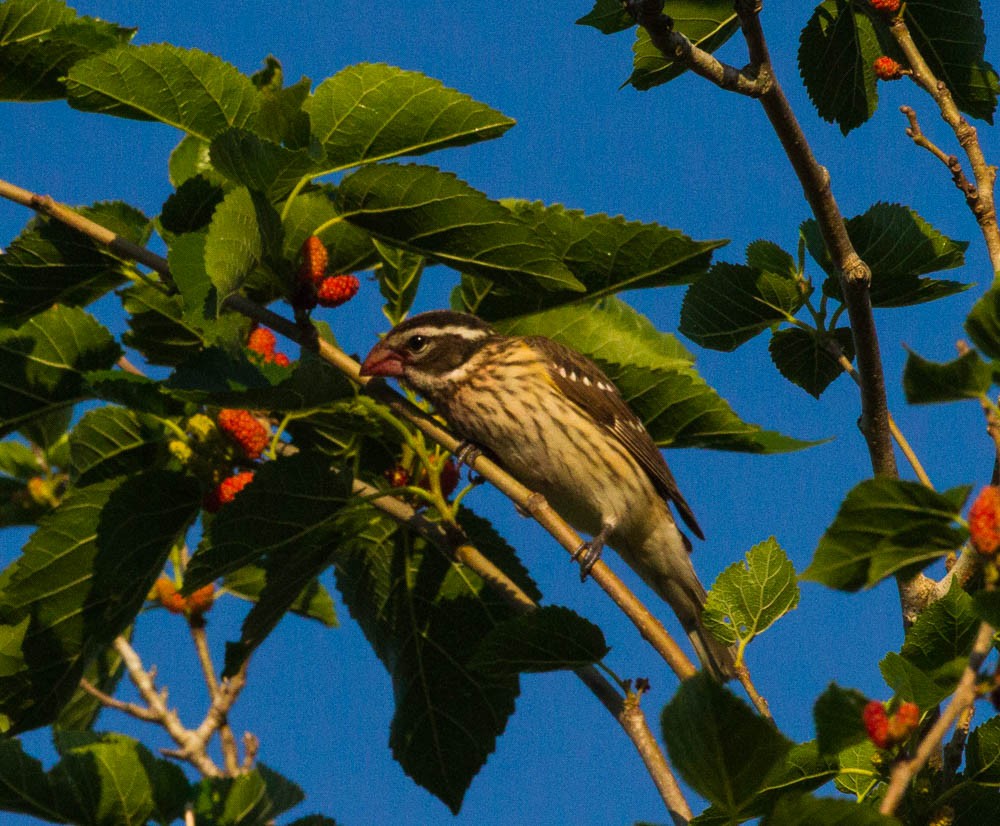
[
  {"left": 572, "top": 520, "right": 615, "bottom": 582},
  {"left": 454, "top": 440, "right": 487, "bottom": 485}
]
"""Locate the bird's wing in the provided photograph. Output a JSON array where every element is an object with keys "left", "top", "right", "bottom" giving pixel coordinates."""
[{"left": 527, "top": 336, "right": 703, "bottom": 540}]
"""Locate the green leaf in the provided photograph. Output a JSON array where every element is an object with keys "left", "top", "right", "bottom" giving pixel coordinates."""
[
  {"left": 0, "top": 440, "right": 42, "bottom": 479},
  {"left": 337, "top": 163, "right": 583, "bottom": 292},
  {"left": 69, "top": 407, "right": 166, "bottom": 484},
  {"left": 281, "top": 187, "right": 379, "bottom": 273},
  {"left": 966, "top": 285, "right": 1000, "bottom": 360},
  {"left": 900, "top": 578, "right": 978, "bottom": 672},
  {"left": 168, "top": 135, "right": 228, "bottom": 188},
  {"left": 903, "top": 348, "right": 993, "bottom": 404},
  {"left": 628, "top": 1, "right": 740, "bottom": 91},
  {"left": 48, "top": 732, "right": 189, "bottom": 826},
  {"left": 210, "top": 128, "right": 320, "bottom": 201},
  {"left": 798, "top": 0, "right": 884, "bottom": 134},
  {"left": 66, "top": 43, "right": 260, "bottom": 140},
  {"left": 0, "top": 471, "right": 200, "bottom": 732},
  {"left": 374, "top": 240, "right": 424, "bottom": 325},
  {"left": 0, "top": 737, "right": 64, "bottom": 819},
  {"left": 834, "top": 741, "right": 882, "bottom": 801},
  {"left": 879, "top": 651, "right": 954, "bottom": 708},
  {"left": 307, "top": 63, "right": 514, "bottom": 171},
  {"left": 661, "top": 673, "right": 793, "bottom": 816},
  {"left": 120, "top": 283, "right": 207, "bottom": 367},
  {"left": 966, "top": 716, "right": 1000, "bottom": 782},
  {"left": 204, "top": 187, "right": 282, "bottom": 302},
  {"left": 193, "top": 765, "right": 302, "bottom": 826},
  {"left": 497, "top": 298, "right": 821, "bottom": 453},
  {"left": 0, "top": 0, "right": 134, "bottom": 101},
  {"left": 703, "top": 537, "right": 799, "bottom": 651},
  {"left": 55, "top": 634, "right": 127, "bottom": 732},
  {"left": 576, "top": 0, "right": 633, "bottom": 34},
  {"left": 769, "top": 327, "right": 855, "bottom": 399},
  {"left": 802, "top": 479, "right": 970, "bottom": 590},
  {"left": 468, "top": 605, "right": 609, "bottom": 676},
  {"left": 679, "top": 262, "right": 804, "bottom": 351},
  {"left": 972, "top": 591, "right": 1000, "bottom": 628},
  {"left": 186, "top": 453, "right": 353, "bottom": 588},
  {"left": 458, "top": 200, "right": 724, "bottom": 320},
  {"left": 251, "top": 59, "right": 311, "bottom": 146},
  {"left": 764, "top": 793, "right": 901, "bottom": 825},
  {"left": 223, "top": 564, "right": 337, "bottom": 626},
  {"left": 904, "top": 0, "right": 999, "bottom": 124},
  {"left": 747, "top": 240, "right": 798, "bottom": 279},
  {"left": 813, "top": 683, "right": 870, "bottom": 755},
  {"left": 0, "top": 305, "right": 120, "bottom": 438},
  {"left": 159, "top": 175, "right": 225, "bottom": 235},
  {"left": 334, "top": 503, "right": 524, "bottom": 813},
  {"left": 0, "top": 201, "right": 150, "bottom": 325},
  {"left": 804, "top": 203, "right": 969, "bottom": 308}
]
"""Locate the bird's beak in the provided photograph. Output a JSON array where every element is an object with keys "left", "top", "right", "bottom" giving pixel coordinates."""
[{"left": 359, "top": 342, "right": 405, "bottom": 377}]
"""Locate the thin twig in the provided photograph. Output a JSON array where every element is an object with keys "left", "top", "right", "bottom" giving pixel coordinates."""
[
  {"left": 189, "top": 621, "right": 241, "bottom": 774},
  {"left": 889, "top": 18, "right": 1000, "bottom": 275},
  {"left": 879, "top": 621, "right": 993, "bottom": 815},
  {"left": 79, "top": 677, "right": 160, "bottom": 722}
]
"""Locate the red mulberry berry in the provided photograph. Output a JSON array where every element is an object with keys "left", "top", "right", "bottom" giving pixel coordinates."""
[
  {"left": 873, "top": 56, "right": 904, "bottom": 81},
  {"left": 154, "top": 577, "right": 187, "bottom": 614},
  {"left": 298, "top": 235, "right": 328, "bottom": 285},
  {"left": 863, "top": 700, "right": 890, "bottom": 749},
  {"left": 969, "top": 486, "right": 1000, "bottom": 556},
  {"left": 217, "top": 410, "right": 269, "bottom": 460},
  {"left": 316, "top": 274, "right": 360, "bottom": 308},
  {"left": 272, "top": 352, "right": 291, "bottom": 367},
  {"left": 186, "top": 583, "right": 216, "bottom": 617},
  {"left": 204, "top": 470, "right": 256, "bottom": 513},
  {"left": 870, "top": 0, "right": 900, "bottom": 13},
  {"left": 887, "top": 701, "right": 920, "bottom": 742},
  {"left": 247, "top": 327, "right": 277, "bottom": 358}
]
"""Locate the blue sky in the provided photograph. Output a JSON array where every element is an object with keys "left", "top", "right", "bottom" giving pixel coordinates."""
[{"left": 2, "top": 2, "right": 999, "bottom": 824}]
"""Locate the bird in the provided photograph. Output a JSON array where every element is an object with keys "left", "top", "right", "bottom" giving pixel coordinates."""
[{"left": 359, "top": 309, "right": 736, "bottom": 681}]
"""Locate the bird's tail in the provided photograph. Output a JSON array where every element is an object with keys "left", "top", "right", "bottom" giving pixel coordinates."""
[{"left": 628, "top": 518, "right": 738, "bottom": 682}]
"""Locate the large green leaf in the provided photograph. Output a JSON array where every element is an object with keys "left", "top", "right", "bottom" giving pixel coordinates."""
[
  {"left": 281, "top": 187, "right": 378, "bottom": 273},
  {"left": 576, "top": 0, "right": 633, "bottom": 34},
  {"left": 120, "top": 283, "right": 207, "bottom": 367},
  {"left": 679, "top": 262, "right": 804, "bottom": 351},
  {"left": 703, "top": 538, "right": 799, "bottom": 652},
  {"left": 457, "top": 200, "right": 723, "bottom": 320},
  {"left": 764, "top": 794, "right": 900, "bottom": 825},
  {"left": 904, "top": 0, "right": 999, "bottom": 124},
  {"left": 798, "top": 0, "right": 884, "bottom": 135},
  {"left": 803, "top": 479, "right": 970, "bottom": 591},
  {"left": 0, "top": 0, "right": 134, "bottom": 101},
  {"left": 497, "top": 299, "right": 821, "bottom": 453},
  {"left": 879, "top": 651, "right": 956, "bottom": 708},
  {"left": 628, "top": 0, "right": 740, "bottom": 91},
  {"left": 966, "top": 716, "right": 1000, "bottom": 783},
  {"left": 803, "top": 203, "right": 969, "bottom": 308},
  {"left": 204, "top": 187, "right": 282, "bottom": 302},
  {"left": 0, "top": 733, "right": 188, "bottom": 824},
  {"left": 661, "top": 673, "right": 793, "bottom": 817},
  {"left": 223, "top": 564, "right": 337, "bottom": 626},
  {"left": 210, "top": 128, "right": 321, "bottom": 202},
  {"left": 334, "top": 504, "right": 527, "bottom": 812},
  {"left": 0, "top": 305, "right": 120, "bottom": 438},
  {"left": 66, "top": 43, "right": 259, "bottom": 139},
  {"left": 966, "top": 285, "right": 1000, "bottom": 360},
  {"left": 468, "top": 605, "right": 609, "bottom": 676},
  {"left": 899, "top": 578, "right": 977, "bottom": 672},
  {"left": 307, "top": 63, "right": 514, "bottom": 172},
  {"left": 337, "top": 163, "right": 582, "bottom": 292},
  {"left": 0, "top": 471, "right": 200, "bottom": 732},
  {"left": 813, "top": 683, "right": 870, "bottom": 755},
  {"left": 0, "top": 201, "right": 150, "bottom": 325},
  {"left": 192, "top": 765, "right": 302, "bottom": 826}
]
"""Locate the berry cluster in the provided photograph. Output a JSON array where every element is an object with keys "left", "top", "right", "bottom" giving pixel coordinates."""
[
  {"left": 969, "top": 485, "right": 1000, "bottom": 556},
  {"left": 873, "top": 56, "right": 904, "bottom": 81},
  {"left": 863, "top": 700, "right": 919, "bottom": 749},
  {"left": 247, "top": 326, "right": 291, "bottom": 367},
  {"left": 153, "top": 578, "right": 216, "bottom": 619},
  {"left": 295, "top": 236, "right": 361, "bottom": 309},
  {"left": 385, "top": 457, "right": 461, "bottom": 498},
  {"left": 203, "top": 470, "right": 256, "bottom": 513},
  {"left": 217, "top": 409, "right": 270, "bottom": 460}
]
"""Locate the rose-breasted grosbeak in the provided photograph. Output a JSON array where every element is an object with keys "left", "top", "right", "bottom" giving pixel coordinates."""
[{"left": 360, "top": 310, "right": 736, "bottom": 680}]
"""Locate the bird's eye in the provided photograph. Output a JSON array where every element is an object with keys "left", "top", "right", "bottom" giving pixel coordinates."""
[{"left": 406, "top": 334, "right": 428, "bottom": 353}]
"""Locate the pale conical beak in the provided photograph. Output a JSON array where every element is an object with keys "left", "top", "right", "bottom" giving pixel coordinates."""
[{"left": 359, "top": 342, "right": 405, "bottom": 377}]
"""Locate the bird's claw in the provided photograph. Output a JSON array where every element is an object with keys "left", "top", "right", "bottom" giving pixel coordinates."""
[
  {"left": 454, "top": 440, "right": 485, "bottom": 484},
  {"left": 572, "top": 537, "right": 604, "bottom": 582}
]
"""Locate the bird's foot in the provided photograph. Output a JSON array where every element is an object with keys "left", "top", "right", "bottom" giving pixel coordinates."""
[
  {"left": 454, "top": 440, "right": 485, "bottom": 485},
  {"left": 572, "top": 538, "right": 604, "bottom": 582}
]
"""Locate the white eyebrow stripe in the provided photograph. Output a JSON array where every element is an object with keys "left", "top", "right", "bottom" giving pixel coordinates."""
[{"left": 400, "top": 324, "right": 490, "bottom": 341}]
